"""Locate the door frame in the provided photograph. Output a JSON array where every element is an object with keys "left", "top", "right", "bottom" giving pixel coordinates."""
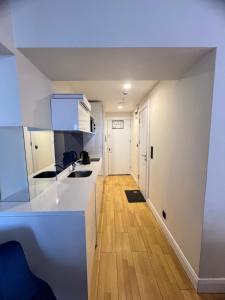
[
  {"left": 104, "top": 115, "right": 132, "bottom": 176},
  {"left": 138, "top": 103, "right": 150, "bottom": 199}
]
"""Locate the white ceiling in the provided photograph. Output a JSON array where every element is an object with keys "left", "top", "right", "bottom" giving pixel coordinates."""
[
  {"left": 20, "top": 47, "right": 211, "bottom": 112},
  {"left": 20, "top": 47, "right": 211, "bottom": 81},
  {"left": 53, "top": 81, "right": 157, "bottom": 112}
]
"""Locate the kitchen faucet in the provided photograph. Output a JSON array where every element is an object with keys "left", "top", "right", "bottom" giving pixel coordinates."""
[
  {"left": 55, "top": 163, "right": 65, "bottom": 171},
  {"left": 55, "top": 161, "right": 76, "bottom": 172},
  {"left": 71, "top": 162, "right": 76, "bottom": 171}
]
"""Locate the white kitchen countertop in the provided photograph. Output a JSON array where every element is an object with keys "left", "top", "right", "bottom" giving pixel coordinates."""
[{"left": 0, "top": 159, "right": 102, "bottom": 215}]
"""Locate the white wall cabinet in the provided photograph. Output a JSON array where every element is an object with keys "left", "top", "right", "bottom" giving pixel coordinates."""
[
  {"left": 83, "top": 102, "right": 104, "bottom": 157},
  {"left": 78, "top": 103, "right": 91, "bottom": 132},
  {"left": 51, "top": 94, "right": 91, "bottom": 132},
  {"left": 83, "top": 102, "right": 104, "bottom": 174}
]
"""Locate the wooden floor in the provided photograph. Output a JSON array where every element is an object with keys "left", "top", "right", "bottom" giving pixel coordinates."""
[{"left": 90, "top": 175, "right": 225, "bottom": 300}]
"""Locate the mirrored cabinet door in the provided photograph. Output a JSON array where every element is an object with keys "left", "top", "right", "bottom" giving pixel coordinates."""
[
  {"left": 24, "top": 128, "right": 55, "bottom": 176},
  {"left": 23, "top": 127, "right": 57, "bottom": 200}
]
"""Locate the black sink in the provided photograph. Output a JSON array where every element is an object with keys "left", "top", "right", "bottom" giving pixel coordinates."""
[
  {"left": 90, "top": 158, "right": 100, "bottom": 162},
  {"left": 33, "top": 171, "right": 61, "bottom": 178},
  {"left": 68, "top": 171, "right": 92, "bottom": 178}
]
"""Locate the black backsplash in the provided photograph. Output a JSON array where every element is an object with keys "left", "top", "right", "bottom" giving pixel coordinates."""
[{"left": 54, "top": 132, "right": 83, "bottom": 164}]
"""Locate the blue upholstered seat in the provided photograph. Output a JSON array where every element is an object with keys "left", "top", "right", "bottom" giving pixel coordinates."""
[{"left": 0, "top": 241, "right": 57, "bottom": 300}]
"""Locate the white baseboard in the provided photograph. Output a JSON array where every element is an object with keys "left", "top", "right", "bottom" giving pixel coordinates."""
[
  {"left": 131, "top": 172, "right": 138, "bottom": 185},
  {"left": 198, "top": 278, "right": 225, "bottom": 293},
  {"left": 147, "top": 198, "right": 225, "bottom": 293},
  {"left": 146, "top": 198, "right": 198, "bottom": 290}
]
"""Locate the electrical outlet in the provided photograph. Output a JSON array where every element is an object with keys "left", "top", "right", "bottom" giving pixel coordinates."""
[{"left": 162, "top": 210, "right": 166, "bottom": 220}]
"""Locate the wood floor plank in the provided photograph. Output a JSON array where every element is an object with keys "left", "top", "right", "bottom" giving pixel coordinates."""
[
  {"left": 117, "top": 251, "right": 141, "bottom": 300},
  {"left": 152, "top": 244, "right": 176, "bottom": 284},
  {"left": 97, "top": 253, "right": 118, "bottom": 300},
  {"left": 128, "top": 227, "right": 147, "bottom": 252},
  {"left": 132, "top": 251, "right": 162, "bottom": 300},
  {"left": 181, "top": 290, "right": 202, "bottom": 300},
  {"left": 101, "top": 227, "right": 115, "bottom": 252},
  {"left": 98, "top": 212, "right": 104, "bottom": 233},
  {"left": 123, "top": 206, "right": 140, "bottom": 230},
  {"left": 134, "top": 204, "right": 156, "bottom": 228},
  {"left": 115, "top": 211, "right": 127, "bottom": 233},
  {"left": 114, "top": 188, "right": 126, "bottom": 213},
  {"left": 150, "top": 245, "right": 185, "bottom": 300},
  {"left": 115, "top": 232, "right": 131, "bottom": 253},
  {"left": 102, "top": 200, "right": 115, "bottom": 230},
  {"left": 166, "top": 253, "right": 192, "bottom": 290},
  {"left": 153, "top": 227, "right": 173, "bottom": 255},
  {"left": 140, "top": 225, "right": 159, "bottom": 253}
]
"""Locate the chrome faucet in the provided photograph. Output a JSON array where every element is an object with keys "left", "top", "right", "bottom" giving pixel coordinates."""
[
  {"left": 71, "top": 162, "right": 76, "bottom": 171},
  {"left": 55, "top": 161, "right": 76, "bottom": 176},
  {"left": 55, "top": 164, "right": 65, "bottom": 171}
]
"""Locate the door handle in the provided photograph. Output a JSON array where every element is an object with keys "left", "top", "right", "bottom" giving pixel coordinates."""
[{"left": 150, "top": 146, "right": 154, "bottom": 159}]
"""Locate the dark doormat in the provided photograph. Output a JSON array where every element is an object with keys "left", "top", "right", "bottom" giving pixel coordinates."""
[{"left": 125, "top": 190, "right": 146, "bottom": 203}]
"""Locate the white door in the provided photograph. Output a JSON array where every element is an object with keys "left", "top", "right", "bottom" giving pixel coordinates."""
[
  {"left": 107, "top": 119, "right": 131, "bottom": 175},
  {"left": 139, "top": 107, "right": 148, "bottom": 198}
]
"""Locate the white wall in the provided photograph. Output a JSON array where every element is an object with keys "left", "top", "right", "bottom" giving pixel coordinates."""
[
  {"left": 199, "top": 48, "right": 225, "bottom": 279},
  {"left": 0, "top": 0, "right": 53, "bottom": 128},
  {"left": 132, "top": 51, "right": 215, "bottom": 275},
  {"left": 10, "top": 0, "right": 225, "bottom": 48},
  {"left": 0, "top": 55, "right": 21, "bottom": 126},
  {"left": 16, "top": 52, "right": 53, "bottom": 128}
]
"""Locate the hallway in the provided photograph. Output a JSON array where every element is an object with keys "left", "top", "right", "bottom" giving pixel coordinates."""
[{"left": 90, "top": 176, "right": 225, "bottom": 300}]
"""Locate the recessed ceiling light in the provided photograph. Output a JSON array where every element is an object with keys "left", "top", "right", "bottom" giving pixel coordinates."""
[
  {"left": 123, "top": 83, "right": 131, "bottom": 90},
  {"left": 118, "top": 105, "right": 123, "bottom": 109}
]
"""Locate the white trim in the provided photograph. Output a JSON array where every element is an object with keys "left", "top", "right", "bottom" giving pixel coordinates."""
[
  {"left": 147, "top": 198, "right": 199, "bottom": 289},
  {"left": 138, "top": 105, "right": 150, "bottom": 199},
  {"left": 146, "top": 198, "right": 225, "bottom": 293},
  {"left": 131, "top": 172, "right": 138, "bottom": 185},
  {"left": 198, "top": 278, "right": 225, "bottom": 293}
]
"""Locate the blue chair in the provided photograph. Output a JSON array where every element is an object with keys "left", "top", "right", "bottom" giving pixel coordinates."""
[{"left": 0, "top": 241, "right": 57, "bottom": 300}]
